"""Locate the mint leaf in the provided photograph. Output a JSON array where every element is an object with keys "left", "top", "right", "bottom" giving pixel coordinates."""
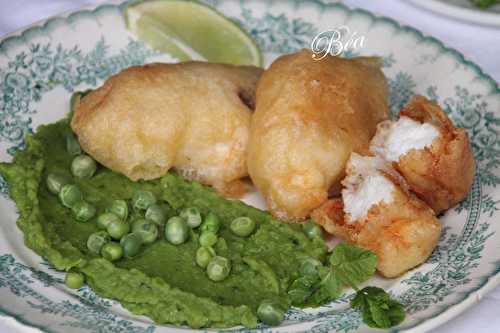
[
  {"left": 288, "top": 288, "right": 313, "bottom": 306},
  {"left": 330, "top": 243, "right": 377, "bottom": 285},
  {"left": 351, "top": 287, "right": 405, "bottom": 329},
  {"left": 322, "top": 269, "right": 342, "bottom": 298},
  {"left": 288, "top": 264, "right": 344, "bottom": 307},
  {"left": 308, "top": 285, "right": 331, "bottom": 306},
  {"left": 287, "top": 274, "right": 319, "bottom": 306},
  {"left": 307, "top": 269, "right": 342, "bottom": 305}
]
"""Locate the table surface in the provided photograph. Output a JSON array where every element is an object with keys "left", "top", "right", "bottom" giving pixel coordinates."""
[{"left": 0, "top": 0, "right": 499, "bottom": 332}]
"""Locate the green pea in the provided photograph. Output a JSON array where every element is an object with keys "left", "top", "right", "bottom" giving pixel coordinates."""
[
  {"left": 71, "top": 201, "right": 96, "bottom": 222},
  {"left": 46, "top": 173, "right": 70, "bottom": 195},
  {"left": 145, "top": 204, "right": 168, "bottom": 226},
  {"left": 66, "top": 132, "right": 81, "bottom": 156},
  {"left": 58, "top": 184, "right": 83, "bottom": 208},
  {"left": 87, "top": 231, "right": 110, "bottom": 255},
  {"left": 132, "top": 219, "right": 159, "bottom": 244},
  {"left": 302, "top": 221, "right": 324, "bottom": 240},
  {"left": 206, "top": 256, "right": 231, "bottom": 282},
  {"left": 257, "top": 300, "right": 286, "bottom": 326},
  {"left": 96, "top": 212, "right": 120, "bottom": 230},
  {"left": 101, "top": 242, "right": 123, "bottom": 262},
  {"left": 199, "top": 231, "right": 218, "bottom": 247},
  {"left": 131, "top": 190, "right": 157, "bottom": 211},
  {"left": 120, "top": 233, "right": 143, "bottom": 258},
  {"left": 299, "top": 258, "right": 323, "bottom": 276},
  {"left": 196, "top": 246, "right": 216, "bottom": 268},
  {"left": 65, "top": 272, "right": 85, "bottom": 289},
  {"left": 230, "top": 217, "right": 256, "bottom": 237},
  {"left": 108, "top": 199, "right": 128, "bottom": 220},
  {"left": 106, "top": 219, "right": 130, "bottom": 240},
  {"left": 165, "top": 216, "right": 189, "bottom": 245},
  {"left": 180, "top": 207, "right": 202, "bottom": 228},
  {"left": 200, "top": 212, "right": 220, "bottom": 234},
  {"left": 71, "top": 155, "right": 97, "bottom": 179}
]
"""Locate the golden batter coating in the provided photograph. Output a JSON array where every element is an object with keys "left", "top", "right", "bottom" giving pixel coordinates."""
[
  {"left": 312, "top": 155, "right": 441, "bottom": 278},
  {"left": 247, "top": 49, "right": 389, "bottom": 221},
  {"left": 371, "top": 96, "right": 476, "bottom": 214},
  {"left": 72, "top": 62, "right": 262, "bottom": 196}
]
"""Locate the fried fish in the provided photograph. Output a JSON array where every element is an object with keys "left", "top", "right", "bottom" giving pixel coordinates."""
[
  {"left": 370, "top": 96, "right": 476, "bottom": 213},
  {"left": 72, "top": 62, "right": 263, "bottom": 196},
  {"left": 247, "top": 50, "right": 389, "bottom": 220},
  {"left": 312, "top": 154, "right": 441, "bottom": 278}
]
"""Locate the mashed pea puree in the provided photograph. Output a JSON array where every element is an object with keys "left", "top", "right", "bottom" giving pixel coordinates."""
[{"left": 0, "top": 118, "right": 327, "bottom": 328}]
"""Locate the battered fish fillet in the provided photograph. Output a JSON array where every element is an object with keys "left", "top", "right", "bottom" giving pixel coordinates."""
[
  {"left": 311, "top": 154, "right": 441, "bottom": 278},
  {"left": 247, "top": 50, "right": 389, "bottom": 221},
  {"left": 72, "top": 62, "right": 263, "bottom": 196},
  {"left": 370, "top": 96, "right": 476, "bottom": 214}
]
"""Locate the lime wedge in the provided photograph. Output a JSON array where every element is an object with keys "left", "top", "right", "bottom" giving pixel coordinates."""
[{"left": 125, "top": 0, "right": 262, "bottom": 66}]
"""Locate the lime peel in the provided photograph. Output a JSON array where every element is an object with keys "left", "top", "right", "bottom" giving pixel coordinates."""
[{"left": 125, "top": 0, "right": 262, "bottom": 66}]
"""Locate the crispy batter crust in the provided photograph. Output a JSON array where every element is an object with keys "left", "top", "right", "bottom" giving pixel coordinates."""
[
  {"left": 396, "top": 96, "right": 476, "bottom": 213},
  {"left": 247, "top": 50, "right": 389, "bottom": 221},
  {"left": 312, "top": 185, "right": 441, "bottom": 278},
  {"left": 72, "top": 62, "right": 262, "bottom": 196}
]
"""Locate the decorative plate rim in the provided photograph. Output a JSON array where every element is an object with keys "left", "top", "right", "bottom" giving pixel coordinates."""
[
  {"left": 405, "top": 0, "right": 500, "bottom": 27},
  {"left": 0, "top": 0, "right": 499, "bottom": 332}
]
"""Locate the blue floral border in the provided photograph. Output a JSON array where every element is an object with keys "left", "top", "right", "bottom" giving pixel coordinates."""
[{"left": 0, "top": 0, "right": 499, "bottom": 332}]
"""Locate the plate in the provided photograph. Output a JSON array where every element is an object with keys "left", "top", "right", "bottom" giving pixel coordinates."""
[
  {"left": 406, "top": 0, "right": 500, "bottom": 26},
  {"left": 1, "top": 0, "right": 500, "bottom": 332}
]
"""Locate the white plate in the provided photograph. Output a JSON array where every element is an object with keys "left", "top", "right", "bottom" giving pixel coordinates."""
[
  {"left": 1, "top": 0, "right": 500, "bottom": 332},
  {"left": 406, "top": 0, "right": 500, "bottom": 26}
]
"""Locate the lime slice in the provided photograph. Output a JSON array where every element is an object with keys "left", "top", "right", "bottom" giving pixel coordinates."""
[{"left": 125, "top": 0, "right": 262, "bottom": 66}]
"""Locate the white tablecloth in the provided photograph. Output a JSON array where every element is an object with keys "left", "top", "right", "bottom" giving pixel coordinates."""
[{"left": 0, "top": 1, "right": 499, "bottom": 332}]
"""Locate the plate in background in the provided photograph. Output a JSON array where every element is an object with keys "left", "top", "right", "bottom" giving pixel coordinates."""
[{"left": 406, "top": 0, "right": 500, "bottom": 26}]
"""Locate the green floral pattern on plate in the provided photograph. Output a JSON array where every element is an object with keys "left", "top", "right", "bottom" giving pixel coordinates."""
[
  {"left": 0, "top": 255, "right": 156, "bottom": 333},
  {"left": 0, "top": 0, "right": 499, "bottom": 332},
  {"left": 0, "top": 37, "right": 157, "bottom": 155}
]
